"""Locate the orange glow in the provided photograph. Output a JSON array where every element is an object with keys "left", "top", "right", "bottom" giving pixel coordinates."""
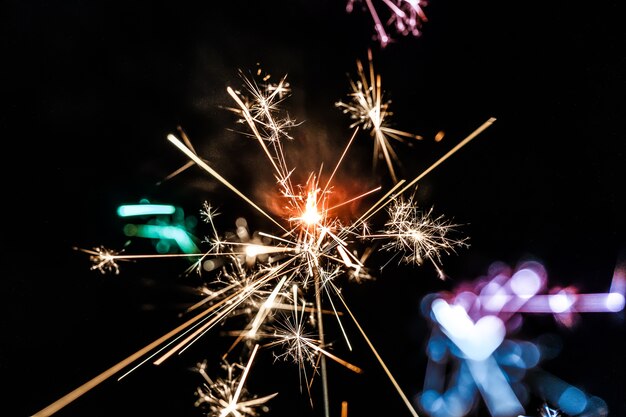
[{"left": 301, "top": 190, "right": 322, "bottom": 226}]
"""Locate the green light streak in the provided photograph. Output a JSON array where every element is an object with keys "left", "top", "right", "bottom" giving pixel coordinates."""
[
  {"left": 125, "top": 224, "right": 199, "bottom": 254},
  {"left": 117, "top": 204, "right": 176, "bottom": 217}
]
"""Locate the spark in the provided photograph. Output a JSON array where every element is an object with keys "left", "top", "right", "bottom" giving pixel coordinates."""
[
  {"left": 194, "top": 344, "right": 278, "bottom": 417},
  {"left": 346, "top": 0, "right": 429, "bottom": 48},
  {"left": 36, "top": 68, "right": 495, "bottom": 417},
  {"left": 336, "top": 49, "right": 423, "bottom": 183},
  {"left": 539, "top": 404, "right": 561, "bottom": 417},
  {"left": 31, "top": 286, "right": 259, "bottom": 417},
  {"left": 200, "top": 201, "right": 221, "bottom": 241},
  {"left": 75, "top": 246, "right": 213, "bottom": 276},
  {"left": 167, "top": 133, "right": 288, "bottom": 234},
  {"left": 76, "top": 246, "right": 122, "bottom": 274},
  {"left": 365, "top": 194, "right": 469, "bottom": 279},
  {"left": 225, "top": 70, "right": 298, "bottom": 193},
  {"left": 331, "top": 280, "right": 419, "bottom": 417},
  {"left": 151, "top": 262, "right": 300, "bottom": 366},
  {"left": 265, "top": 286, "right": 323, "bottom": 391},
  {"left": 278, "top": 287, "right": 336, "bottom": 371},
  {"left": 533, "top": 403, "right": 561, "bottom": 417},
  {"left": 343, "top": 117, "right": 496, "bottom": 234},
  {"left": 347, "top": 245, "right": 376, "bottom": 283}
]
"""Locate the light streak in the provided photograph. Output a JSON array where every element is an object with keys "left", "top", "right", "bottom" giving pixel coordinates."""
[
  {"left": 75, "top": 246, "right": 210, "bottom": 275},
  {"left": 124, "top": 223, "right": 200, "bottom": 254},
  {"left": 167, "top": 133, "right": 288, "bottom": 234},
  {"left": 347, "top": 117, "right": 496, "bottom": 231},
  {"left": 527, "top": 370, "right": 608, "bottom": 417},
  {"left": 419, "top": 259, "right": 623, "bottom": 417},
  {"left": 332, "top": 281, "right": 419, "bottom": 417},
  {"left": 116, "top": 204, "right": 176, "bottom": 217}
]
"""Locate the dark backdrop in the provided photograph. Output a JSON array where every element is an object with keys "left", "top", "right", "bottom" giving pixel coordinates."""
[{"left": 3, "top": 1, "right": 625, "bottom": 417}]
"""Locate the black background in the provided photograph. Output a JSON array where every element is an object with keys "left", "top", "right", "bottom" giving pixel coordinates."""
[{"left": 3, "top": 1, "right": 625, "bottom": 417}]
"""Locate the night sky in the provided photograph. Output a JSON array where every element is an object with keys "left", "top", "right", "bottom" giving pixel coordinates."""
[{"left": 3, "top": 1, "right": 625, "bottom": 417}]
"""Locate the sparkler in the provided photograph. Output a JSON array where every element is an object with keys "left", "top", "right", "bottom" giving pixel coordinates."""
[
  {"left": 32, "top": 67, "right": 495, "bottom": 417},
  {"left": 346, "top": 0, "right": 429, "bottom": 48},
  {"left": 336, "top": 49, "right": 424, "bottom": 183}
]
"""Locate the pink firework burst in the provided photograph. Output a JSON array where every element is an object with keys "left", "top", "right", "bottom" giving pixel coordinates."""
[{"left": 346, "top": 0, "right": 429, "bottom": 48}]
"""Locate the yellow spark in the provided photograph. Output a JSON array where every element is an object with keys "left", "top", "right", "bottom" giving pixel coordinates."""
[{"left": 336, "top": 49, "right": 423, "bottom": 183}]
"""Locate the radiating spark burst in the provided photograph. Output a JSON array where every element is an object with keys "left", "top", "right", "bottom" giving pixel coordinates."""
[
  {"left": 262, "top": 284, "right": 323, "bottom": 399},
  {"left": 365, "top": 194, "right": 469, "bottom": 279},
  {"left": 336, "top": 50, "right": 423, "bottom": 183},
  {"left": 226, "top": 69, "right": 298, "bottom": 192},
  {"left": 269, "top": 311, "right": 320, "bottom": 370},
  {"left": 76, "top": 246, "right": 123, "bottom": 275},
  {"left": 248, "top": 283, "right": 365, "bottom": 409},
  {"left": 33, "top": 64, "right": 495, "bottom": 417},
  {"left": 194, "top": 345, "right": 278, "bottom": 417},
  {"left": 346, "top": 0, "right": 429, "bottom": 48}
]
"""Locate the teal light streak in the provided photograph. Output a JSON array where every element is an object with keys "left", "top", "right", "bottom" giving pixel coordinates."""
[
  {"left": 128, "top": 224, "right": 199, "bottom": 254},
  {"left": 117, "top": 204, "right": 176, "bottom": 217}
]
